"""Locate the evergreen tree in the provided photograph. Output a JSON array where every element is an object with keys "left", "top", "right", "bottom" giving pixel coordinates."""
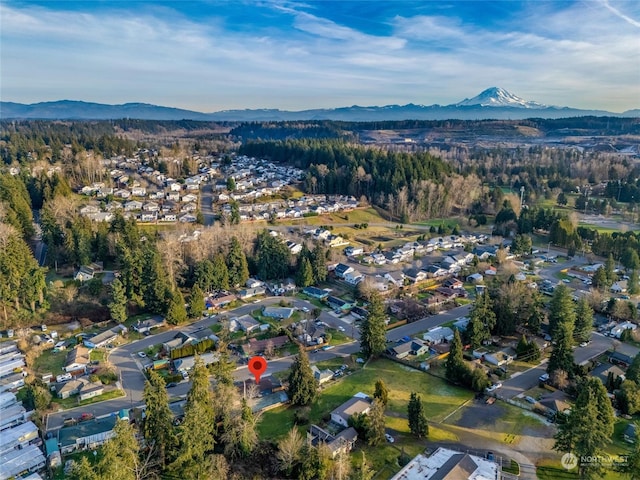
[
  {"left": 296, "top": 257, "right": 315, "bottom": 287},
  {"left": 360, "top": 292, "right": 387, "bottom": 358},
  {"left": 97, "top": 419, "right": 142, "bottom": 480},
  {"left": 222, "top": 397, "right": 259, "bottom": 459},
  {"left": 554, "top": 377, "right": 614, "bottom": 479},
  {"left": 170, "top": 358, "right": 216, "bottom": 479},
  {"left": 311, "top": 244, "right": 328, "bottom": 283},
  {"left": 592, "top": 266, "right": 609, "bottom": 290},
  {"left": 606, "top": 253, "right": 616, "bottom": 285},
  {"left": 188, "top": 284, "right": 205, "bottom": 319},
  {"left": 70, "top": 456, "right": 98, "bottom": 480},
  {"left": 374, "top": 379, "right": 389, "bottom": 406},
  {"left": 107, "top": 278, "right": 127, "bottom": 323},
  {"left": 142, "top": 370, "right": 176, "bottom": 467},
  {"left": 617, "top": 431, "right": 640, "bottom": 479},
  {"left": 141, "top": 245, "right": 171, "bottom": 314},
  {"left": 211, "top": 253, "right": 230, "bottom": 290},
  {"left": 574, "top": 297, "right": 593, "bottom": 343},
  {"left": 547, "top": 320, "right": 575, "bottom": 377},
  {"left": 166, "top": 289, "right": 188, "bottom": 325},
  {"left": 445, "top": 330, "right": 468, "bottom": 384},
  {"left": 548, "top": 284, "right": 576, "bottom": 339},
  {"left": 471, "top": 367, "right": 491, "bottom": 392},
  {"left": 256, "top": 230, "right": 291, "bottom": 280},
  {"left": 227, "top": 237, "right": 249, "bottom": 287},
  {"left": 629, "top": 269, "right": 640, "bottom": 295},
  {"left": 626, "top": 353, "right": 640, "bottom": 384},
  {"left": 526, "top": 290, "right": 545, "bottom": 334},
  {"left": 407, "top": 392, "right": 429, "bottom": 438},
  {"left": 354, "top": 452, "right": 375, "bottom": 480},
  {"left": 288, "top": 347, "right": 318, "bottom": 406},
  {"left": 366, "top": 398, "right": 386, "bottom": 446}
]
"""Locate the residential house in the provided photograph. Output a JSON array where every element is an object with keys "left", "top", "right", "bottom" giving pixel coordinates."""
[
  {"left": 57, "top": 379, "right": 85, "bottom": 399},
  {"left": 205, "top": 293, "right": 237, "bottom": 310},
  {"left": 467, "top": 273, "right": 484, "bottom": 283},
  {"left": 0, "top": 445, "right": 46, "bottom": 479},
  {"left": 611, "top": 322, "right": 637, "bottom": 339},
  {"left": 308, "top": 425, "right": 358, "bottom": 458},
  {"left": 241, "top": 335, "right": 289, "bottom": 356},
  {"left": 443, "top": 278, "right": 463, "bottom": 289},
  {"left": 229, "top": 315, "right": 260, "bottom": 333},
  {"left": 74, "top": 266, "right": 95, "bottom": 282},
  {"left": 162, "top": 330, "right": 217, "bottom": 354},
  {"left": 327, "top": 296, "right": 353, "bottom": 313},
  {"left": 140, "top": 212, "right": 157, "bottom": 222},
  {"left": 403, "top": 268, "right": 427, "bottom": 284},
  {"left": 131, "top": 187, "right": 146, "bottom": 197},
  {"left": 238, "top": 286, "right": 267, "bottom": 300},
  {"left": 334, "top": 263, "right": 354, "bottom": 279},
  {"left": 143, "top": 201, "right": 159, "bottom": 212},
  {"left": 609, "top": 351, "right": 633, "bottom": 368},
  {"left": 78, "top": 382, "right": 104, "bottom": 402},
  {"left": 182, "top": 193, "right": 198, "bottom": 203},
  {"left": 611, "top": 281, "right": 628, "bottom": 294},
  {"left": 388, "top": 339, "right": 428, "bottom": 359},
  {"left": 173, "top": 352, "right": 219, "bottom": 372},
  {"left": 391, "top": 447, "right": 499, "bottom": 480},
  {"left": 473, "top": 348, "right": 513, "bottom": 366},
  {"left": 330, "top": 395, "right": 372, "bottom": 428},
  {"left": 350, "top": 306, "right": 369, "bottom": 320},
  {"left": 344, "top": 246, "right": 364, "bottom": 257},
  {"left": 123, "top": 200, "right": 143, "bottom": 212},
  {"left": 592, "top": 363, "right": 626, "bottom": 385},
  {"left": 422, "top": 326, "right": 455, "bottom": 345},
  {"left": 344, "top": 270, "right": 364, "bottom": 285},
  {"left": 132, "top": 316, "right": 166, "bottom": 334},
  {"left": 539, "top": 390, "right": 572, "bottom": 418},
  {"left": 384, "top": 271, "right": 405, "bottom": 287},
  {"left": 302, "top": 286, "right": 329, "bottom": 300},
  {"left": 58, "top": 416, "right": 118, "bottom": 454},
  {"left": 83, "top": 325, "right": 126, "bottom": 348},
  {"left": 311, "top": 365, "right": 334, "bottom": 385},
  {"left": 424, "top": 265, "right": 448, "bottom": 278},
  {"left": 114, "top": 189, "right": 131, "bottom": 199},
  {"left": 64, "top": 346, "right": 90, "bottom": 374}
]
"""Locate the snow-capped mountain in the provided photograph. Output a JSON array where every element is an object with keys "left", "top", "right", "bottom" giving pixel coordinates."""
[{"left": 454, "top": 87, "right": 547, "bottom": 109}]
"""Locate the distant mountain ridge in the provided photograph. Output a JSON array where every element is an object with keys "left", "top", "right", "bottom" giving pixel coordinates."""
[{"left": 1, "top": 88, "right": 637, "bottom": 121}]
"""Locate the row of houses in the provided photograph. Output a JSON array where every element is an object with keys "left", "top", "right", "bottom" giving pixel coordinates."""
[
  {"left": 0, "top": 342, "right": 26, "bottom": 393},
  {"left": 0, "top": 393, "right": 45, "bottom": 480}
]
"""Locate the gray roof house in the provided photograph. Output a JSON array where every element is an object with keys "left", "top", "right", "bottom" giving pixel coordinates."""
[{"left": 331, "top": 396, "right": 372, "bottom": 428}]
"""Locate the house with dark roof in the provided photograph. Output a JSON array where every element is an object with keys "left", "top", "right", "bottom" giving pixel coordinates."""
[
  {"left": 334, "top": 263, "right": 354, "bottom": 279},
  {"left": 388, "top": 339, "right": 428, "bottom": 359},
  {"left": 592, "top": 363, "right": 626, "bottom": 385},
  {"left": 229, "top": 315, "right": 261, "bottom": 333},
  {"left": 609, "top": 351, "right": 633, "bottom": 368},
  {"left": 162, "top": 329, "right": 218, "bottom": 354},
  {"left": 538, "top": 390, "right": 572, "bottom": 418},
  {"left": 424, "top": 265, "right": 447, "bottom": 278},
  {"left": 237, "top": 286, "right": 267, "bottom": 300},
  {"left": 302, "top": 286, "right": 329, "bottom": 299},
  {"left": 262, "top": 306, "right": 295, "bottom": 319},
  {"left": 205, "top": 292, "right": 237, "bottom": 310},
  {"left": 403, "top": 268, "right": 427, "bottom": 284},
  {"left": 241, "top": 335, "right": 290, "bottom": 355},
  {"left": 351, "top": 306, "right": 369, "bottom": 320},
  {"left": 327, "top": 296, "right": 354, "bottom": 312},
  {"left": 308, "top": 424, "right": 358, "bottom": 458}
]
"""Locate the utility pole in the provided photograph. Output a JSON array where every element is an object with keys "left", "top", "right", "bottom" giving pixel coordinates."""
[{"left": 520, "top": 186, "right": 525, "bottom": 209}]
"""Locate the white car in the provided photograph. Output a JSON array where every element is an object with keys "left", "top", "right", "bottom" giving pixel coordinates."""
[
  {"left": 338, "top": 326, "right": 346, "bottom": 332},
  {"left": 385, "top": 433, "right": 395, "bottom": 443},
  {"left": 301, "top": 307, "right": 310, "bottom": 313},
  {"left": 485, "top": 383, "right": 502, "bottom": 393},
  {"left": 137, "top": 352, "right": 147, "bottom": 358}
]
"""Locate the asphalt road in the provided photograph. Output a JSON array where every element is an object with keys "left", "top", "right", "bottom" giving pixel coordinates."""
[{"left": 45, "top": 297, "right": 470, "bottom": 431}]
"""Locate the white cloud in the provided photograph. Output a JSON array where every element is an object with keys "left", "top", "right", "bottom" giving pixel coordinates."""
[{"left": 0, "top": 1, "right": 638, "bottom": 112}]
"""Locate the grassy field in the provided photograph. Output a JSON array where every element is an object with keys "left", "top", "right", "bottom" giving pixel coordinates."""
[
  {"left": 33, "top": 348, "right": 67, "bottom": 376},
  {"left": 54, "top": 389, "right": 125, "bottom": 409},
  {"left": 257, "top": 359, "right": 472, "bottom": 441}
]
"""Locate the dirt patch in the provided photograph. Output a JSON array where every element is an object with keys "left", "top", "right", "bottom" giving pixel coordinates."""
[{"left": 445, "top": 397, "right": 508, "bottom": 429}]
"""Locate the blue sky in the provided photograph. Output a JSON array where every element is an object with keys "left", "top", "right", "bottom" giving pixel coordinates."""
[{"left": 1, "top": 1, "right": 639, "bottom": 112}]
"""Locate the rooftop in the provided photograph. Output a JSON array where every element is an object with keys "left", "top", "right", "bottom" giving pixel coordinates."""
[{"left": 391, "top": 447, "right": 499, "bottom": 480}]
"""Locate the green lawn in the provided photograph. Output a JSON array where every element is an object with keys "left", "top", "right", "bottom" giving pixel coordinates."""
[
  {"left": 258, "top": 359, "right": 473, "bottom": 441},
  {"left": 33, "top": 349, "right": 67, "bottom": 376},
  {"left": 53, "top": 389, "right": 125, "bottom": 409},
  {"left": 89, "top": 349, "right": 106, "bottom": 362}
]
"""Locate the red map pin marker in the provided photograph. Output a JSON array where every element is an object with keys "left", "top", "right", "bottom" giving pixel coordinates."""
[{"left": 248, "top": 356, "right": 268, "bottom": 384}]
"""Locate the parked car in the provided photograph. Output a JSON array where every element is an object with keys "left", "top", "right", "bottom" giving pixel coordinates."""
[
  {"left": 78, "top": 413, "right": 95, "bottom": 422},
  {"left": 138, "top": 352, "right": 147, "bottom": 358},
  {"left": 301, "top": 307, "right": 310, "bottom": 313},
  {"left": 524, "top": 396, "right": 537, "bottom": 404},
  {"left": 385, "top": 433, "right": 395, "bottom": 443},
  {"left": 338, "top": 326, "right": 346, "bottom": 332},
  {"left": 539, "top": 373, "right": 549, "bottom": 383}
]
